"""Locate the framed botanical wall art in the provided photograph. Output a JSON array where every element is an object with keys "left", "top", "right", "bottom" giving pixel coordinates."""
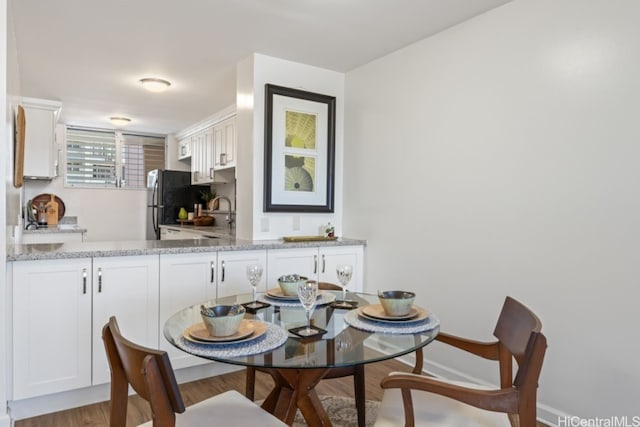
[{"left": 264, "top": 84, "right": 336, "bottom": 212}]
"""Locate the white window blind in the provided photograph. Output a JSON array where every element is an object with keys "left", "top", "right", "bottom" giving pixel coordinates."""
[
  {"left": 66, "top": 127, "right": 166, "bottom": 189},
  {"left": 66, "top": 128, "right": 117, "bottom": 186}
]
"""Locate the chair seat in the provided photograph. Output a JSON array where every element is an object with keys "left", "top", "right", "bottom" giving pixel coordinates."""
[
  {"left": 139, "top": 390, "right": 286, "bottom": 426},
  {"left": 374, "top": 373, "right": 512, "bottom": 427}
]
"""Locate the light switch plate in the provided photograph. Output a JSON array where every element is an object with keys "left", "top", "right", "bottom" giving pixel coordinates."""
[
  {"left": 292, "top": 215, "right": 300, "bottom": 231},
  {"left": 261, "top": 217, "right": 269, "bottom": 232}
]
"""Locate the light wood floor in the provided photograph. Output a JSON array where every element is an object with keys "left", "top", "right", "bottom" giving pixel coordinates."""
[{"left": 15, "top": 358, "right": 409, "bottom": 427}]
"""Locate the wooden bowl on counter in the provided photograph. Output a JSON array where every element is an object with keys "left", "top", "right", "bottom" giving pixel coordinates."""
[{"left": 193, "top": 216, "right": 214, "bottom": 226}]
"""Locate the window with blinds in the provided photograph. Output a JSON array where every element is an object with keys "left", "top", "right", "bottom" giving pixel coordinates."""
[
  {"left": 66, "top": 127, "right": 165, "bottom": 189},
  {"left": 120, "top": 134, "right": 165, "bottom": 188}
]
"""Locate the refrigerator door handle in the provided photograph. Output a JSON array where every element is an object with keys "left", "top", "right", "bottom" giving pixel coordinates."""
[{"left": 152, "top": 180, "right": 159, "bottom": 234}]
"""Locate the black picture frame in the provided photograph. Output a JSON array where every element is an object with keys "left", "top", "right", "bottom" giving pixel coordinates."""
[{"left": 264, "top": 84, "right": 336, "bottom": 213}]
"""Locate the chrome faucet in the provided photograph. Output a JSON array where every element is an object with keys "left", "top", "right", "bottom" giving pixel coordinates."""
[{"left": 212, "top": 196, "right": 234, "bottom": 231}]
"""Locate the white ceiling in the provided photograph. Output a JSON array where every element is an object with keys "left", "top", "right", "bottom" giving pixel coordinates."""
[{"left": 10, "top": 0, "right": 511, "bottom": 135}]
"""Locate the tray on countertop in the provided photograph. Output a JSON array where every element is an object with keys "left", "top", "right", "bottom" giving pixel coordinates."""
[{"left": 283, "top": 235, "right": 338, "bottom": 242}]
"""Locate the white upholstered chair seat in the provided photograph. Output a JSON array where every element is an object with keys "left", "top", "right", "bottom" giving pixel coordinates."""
[
  {"left": 374, "top": 372, "right": 512, "bottom": 427},
  {"left": 139, "top": 390, "right": 286, "bottom": 427}
]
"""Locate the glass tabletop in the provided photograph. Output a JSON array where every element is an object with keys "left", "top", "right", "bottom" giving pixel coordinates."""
[{"left": 163, "top": 291, "right": 439, "bottom": 369}]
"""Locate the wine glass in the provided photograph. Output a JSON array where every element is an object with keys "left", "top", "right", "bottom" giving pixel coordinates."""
[
  {"left": 297, "top": 280, "right": 318, "bottom": 336},
  {"left": 335, "top": 264, "right": 353, "bottom": 307},
  {"left": 246, "top": 264, "right": 263, "bottom": 308}
]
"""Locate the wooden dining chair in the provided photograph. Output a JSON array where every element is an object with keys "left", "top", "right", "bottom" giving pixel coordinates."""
[
  {"left": 374, "top": 296, "right": 547, "bottom": 427},
  {"left": 103, "top": 316, "right": 286, "bottom": 427},
  {"left": 245, "top": 281, "right": 367, "bottom": 427}
]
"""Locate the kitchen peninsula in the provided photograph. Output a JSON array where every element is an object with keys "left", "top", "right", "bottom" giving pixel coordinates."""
[{"left": 6, "top": 237, "right": 365, "bottom": 419}]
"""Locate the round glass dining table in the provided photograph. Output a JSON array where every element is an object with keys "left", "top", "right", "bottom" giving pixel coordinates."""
[{"left": 164, "top": 290, "right": 439, "bottom": 426}]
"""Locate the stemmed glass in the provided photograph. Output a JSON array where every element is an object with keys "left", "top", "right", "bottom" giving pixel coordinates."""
[
  {"left": 334, "top": 264, "right": 353, "bottom": 308},
  {"left": 246, "top": 264, "right": 263, "bottom": 309},
  {"left": 297, "top": 280, "right": 319, "bottom": 336}
]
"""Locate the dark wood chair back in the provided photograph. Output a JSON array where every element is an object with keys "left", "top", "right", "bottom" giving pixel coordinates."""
[
  {"left": 102, "top": 316, "right": 185, "bottom": 426},
  {"left": 378, "top": 296, "right": 547, "bottom": 427}
]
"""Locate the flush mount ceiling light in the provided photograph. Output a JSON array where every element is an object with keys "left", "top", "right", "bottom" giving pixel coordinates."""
[
  {"left": 110, "top": 117, "right": 131, "bottom": 127},
  {"left": 140, "top": 77, "right": 171, "bottom": 92}
]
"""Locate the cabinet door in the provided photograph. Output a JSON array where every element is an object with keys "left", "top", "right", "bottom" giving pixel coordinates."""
[
  {"left": 318, "top": 246, "right": 365, "bottom": 292},
  {"left": 266, "top": 247, "right": 319, "bottom": 285},
  {"left": 92, "top": 255, "right": 160, "bottom": 385},
  {"left": 178, "top": 137, "right": 191, "bottom": 159},
  {"left": 217, "top": 250, "right": 267, "bottom": 299},
  {"left": 202, "top": 127, "right": 214, "bottom": 183},
  {"left": 159, "top": 253, "right": 216, "bottom": 368},
  {"left": 191, "top": 132, "right": 203, "bottom": 184},
  {"left": 22, "top": 106, "right": 57, "bottom": 179},
  {"left": 213, "top": 117, "right": 236, "bottom": 170},
  {"left": 222, "top": 118, "right": 236, "bottom": 168},
  {"left": 12, "top": 259, "right": 92, "bottom": 399}
]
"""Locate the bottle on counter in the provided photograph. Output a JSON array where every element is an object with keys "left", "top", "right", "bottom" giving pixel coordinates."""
[{"left": 37, "top": 202, "right": 47, "bottom": 226}]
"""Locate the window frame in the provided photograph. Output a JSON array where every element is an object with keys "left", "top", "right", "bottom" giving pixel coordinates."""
[{"left": 64, "top": 126, "right": 166, "bottom": 190}]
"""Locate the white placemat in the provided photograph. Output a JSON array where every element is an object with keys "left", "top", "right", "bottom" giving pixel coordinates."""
[
  {"left": 259, "top": 291, "right": 336, "bottom": 307},
  {"left": 174, "top": 323, "right": 288, "bottom": 358},
  {"left": 344, "top": 309, "right": 440, "bottom": 334}
]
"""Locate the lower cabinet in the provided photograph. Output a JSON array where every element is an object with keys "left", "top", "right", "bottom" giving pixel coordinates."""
[
  {"left": 216, "top": 250, "right": 267, "bottom": 299},
  {"left": 9, "top": 244, "right": 364, "bottom": 401},
  {"left": 12, "top": 258, "right": 92, "bottom": 399},
  {"left": 91, "top": 256, "right": 160, "bottom": 385},
  {"left": 159, "top": 253, "right": 217, "bottom": 369},
  {"left": 267, "top": 246, "right": 364, "bottom": 292}
]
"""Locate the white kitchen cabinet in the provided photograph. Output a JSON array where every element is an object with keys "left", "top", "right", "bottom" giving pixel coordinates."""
[
  {"left": 191, "top": 127, "right": 215, "bottom": 185},
  {"left": 213, "top": 117, "right": 236, "bottom": 170},
  {"left": 216, "top": 250, "right": 267, "bottom": 299},
  {"left": 12, "top": 258, "right": 92, "bottom": 399},
  {"left": 267, "top": 246, "right": 364, "bottom": 292},
  {"left": 178, "top": 136, "right": 191, "bottom": 159},
  {"left": 21, "top": 98, "right": 62, "bottom": 180},
  {"left": 159, "top": 253, "right": 217, "bottom": 368},
  {"left": 92, "top": 255, "right": 159, "bottom": 385}
]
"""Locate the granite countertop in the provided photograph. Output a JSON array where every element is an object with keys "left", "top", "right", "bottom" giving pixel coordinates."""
[
  {"left": 23, "top": 225, "right": 88, "bottom": 234},
  {"left": 7, "top": 237, "right": 367, "bottom": 261}
]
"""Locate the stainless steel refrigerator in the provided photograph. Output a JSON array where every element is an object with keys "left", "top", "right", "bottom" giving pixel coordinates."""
[{"left": 146, "top": 169, "right": 198, "bottom": 240}]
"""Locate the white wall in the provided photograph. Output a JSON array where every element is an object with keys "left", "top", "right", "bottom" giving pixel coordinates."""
[
  {"left": 236, "top": 54, "right": 344, "bottom": 240},
  {"left": 2, "top": 0, "right": 12, "bottom": 424},
  {"left": 22, "top": 178, "right": 147, "bottom": 241},
  {"left": 344, "top": 0, "right": 639, "bottom": 421}
]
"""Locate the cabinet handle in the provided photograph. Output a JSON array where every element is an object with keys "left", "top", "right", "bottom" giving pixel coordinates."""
[
  {"left": 98, "top": 268, "right": 103, "bottom": 293},
  {"left": 210, "top": 261, "right": 215, "bottom": 283},
  {"left": 221, "top": 261, "right": 225, "bottom": 282},
  {"left": 82, "top": 268, "right": 87, "bottom": 294},
  {"left": 313, "top": 255, "right": 318, "bottom": 274},
  {"left": 322, "top": 254, "right": 326, "bottom": 273}
]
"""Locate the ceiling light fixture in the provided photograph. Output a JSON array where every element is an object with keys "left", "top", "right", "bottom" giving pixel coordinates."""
[
  {"left": 110, "top": 117, "right": 131, "bottom": 127},
  {"left": 140, "top": 77, "right": 171, "bottom": 92}
]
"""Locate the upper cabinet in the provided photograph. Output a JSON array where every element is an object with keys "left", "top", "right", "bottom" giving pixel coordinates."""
[
  {"left": 191, "top": 126, "right": 215, "bottom": 185},
  {"left": 213, "top": 117, "right": 236, "bottom": 170},
  {"left": 178, "top": 136, "right": 191, "bottom": 160},
  {"left": 21, "top": 97, "right": 62, "bottom": 180},
  {"left": 175, "top": 105, "right": 236, "bottom": 185}
]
